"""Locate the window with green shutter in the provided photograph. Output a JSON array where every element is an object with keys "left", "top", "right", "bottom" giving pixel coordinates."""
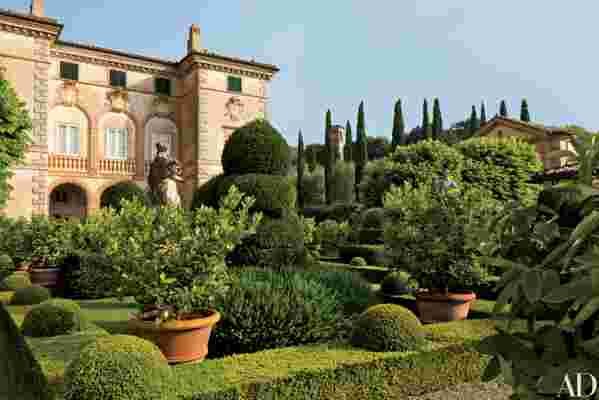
[
  {"left": 227, "top": 76, "right": 242, "bottom": 92},
  {"left": 60, "top": 62, "right": 79, "bottom": 81},
  {"left": 155, "top": 78, "right": 171, "bottom": 96},
  {"left": 109, "top": 70, "right": 127, "bottom": 88}
]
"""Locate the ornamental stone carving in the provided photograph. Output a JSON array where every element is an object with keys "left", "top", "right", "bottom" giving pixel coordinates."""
[
  {"left": 107, "top": 89, "right": 128, "bottom": 113},
  {"left": 153, "top": 96, "right": 172, "bottom": 115},
  {"left": 60, "top": 81, "right": 79, "bottom": 107},
  {"left": 224, "top": 97, "right": 244, "bottom": 122}
]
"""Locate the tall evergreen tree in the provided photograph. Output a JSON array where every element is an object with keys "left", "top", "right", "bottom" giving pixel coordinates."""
[
  {"left": 355, "top": 101, "right": 368, "bottom": 200},
  {"left": 480, "top": 101, "right": 487, "bottom": 125},
  {"left": 297, "top": 130, "right": 305, "bottom": 209},
  {"left": 324, "top": 109, "right": 333, "bottom": 205},
  {"left": 344, "top": 120, "right": 353, "bottom": 162},
  {"left": 469, "top": 105, "right": 479, "bottom": 136},
  {"left": 520, "top": 98, "right": 530, "bottom": 122},
  {"left": 422, "top": 99, "right": 431, "bottom": 139},
  {"left": 432, "top": 98, "right": 443, "bottom": 139},
  {"left": 499, "top": 100, "right": 508, "bottom": 117},
  {"left": 391, "top": 99, "right": 405, "bottom": 151}
]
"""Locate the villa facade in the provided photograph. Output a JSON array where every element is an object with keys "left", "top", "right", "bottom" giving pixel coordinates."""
[{"left": 0, "top": 0, "right": 279, "bottom": 218}]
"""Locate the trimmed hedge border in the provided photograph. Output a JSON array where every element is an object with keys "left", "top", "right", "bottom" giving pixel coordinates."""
[
  {"left": 170, "top": 337, "right": 493, "bottom": 399},
  {"left": 317, "top": 261, "right": 389, "bottom": 283},
  {"left": 339, "top": 244, "right": 387, "bottom": 266}
]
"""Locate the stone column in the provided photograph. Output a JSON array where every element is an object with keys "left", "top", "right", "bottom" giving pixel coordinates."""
[
  {"left": 30, "top": 37, "right": 50, "bottom": 216},
  {"left": 89, "top": 128, "right": 98, "bottom": 175}
]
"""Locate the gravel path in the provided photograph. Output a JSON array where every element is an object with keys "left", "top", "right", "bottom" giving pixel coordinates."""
[{"left": 405, "top": 382, "right": 513, "bottom": 400}]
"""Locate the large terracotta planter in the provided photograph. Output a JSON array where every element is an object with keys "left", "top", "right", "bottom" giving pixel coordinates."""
[
  {"left": 415, "top": 290, "right": 476, "bottom": 323},
  {"left": 29, "top": 267, "right": 62, "bottom": 289},
  {"left": 128, "top": 309, "right": 221, "bottom": 364}
]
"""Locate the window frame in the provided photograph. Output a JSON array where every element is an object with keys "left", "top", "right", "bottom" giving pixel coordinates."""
[
  {"left": 109, "top": 69, "right": 127, "bottom": 88},
  {"left": 60, "top": 62, "right": 79, "bottom": 81},
  {"left": 104, "top": 127, "right": 129, "bottom": 160},
  {"left": 227, "top": 76, "right": 242, "bottom": 93},
  {"left": 155, "top": 77, "right": 171, "bottom": 96},
  {"left": 54, "top": 123, "right": 81, "bottom": 156}
]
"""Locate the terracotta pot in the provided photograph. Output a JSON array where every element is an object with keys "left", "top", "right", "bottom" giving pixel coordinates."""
[
  {"left": 15, "top": 262, "right": 30, "bottom": 272},
  {"left": 415, "top": 289, "right": 476, "bottom": 323},
  {"left": 128, "top": 309, "right": 221, "bottom": 364},
  {"left": 29, "top": 267, "right": 62, "bottom": 289}
]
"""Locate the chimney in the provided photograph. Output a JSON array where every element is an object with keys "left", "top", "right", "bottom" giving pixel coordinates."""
[
  {"left": 187, "top": 24, "right": 201, "bottom": 53},
  {"left": 30, "top": 0, "right": 44, "bottom": 17}
]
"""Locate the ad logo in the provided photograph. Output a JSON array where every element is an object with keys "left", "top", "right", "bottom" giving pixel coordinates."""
[{"left": 560, "top": 373, "right": 597, "bottom": 398}]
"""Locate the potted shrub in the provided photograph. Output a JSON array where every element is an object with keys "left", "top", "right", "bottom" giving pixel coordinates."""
[
  {"left": 384, "top": 165, "right": 501, "bottom": 323},
  {"left": 110, "top": 186, "right": 258, "bottom": 364}
]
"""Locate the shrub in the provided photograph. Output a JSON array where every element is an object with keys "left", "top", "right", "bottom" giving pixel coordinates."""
[
  {"left": 301, "top": 165, "right": 325, "bottom": 206},
  {"left": 456, "top": 136, "right": 543, "bottom": 205},
  {"left": 0, "top": 272, "right": 31, "bottom": 291},
  {"left": 10, "top": 285, "right": 51, "bottom": 305},
  {"left": 64, "top": 335, "right": 173, "bottom": 400},
  {"left": 254, "top": 214, "right": 306, "bottom": 269},
  {"left": 380, "top": 271, "right": 417, "bottom": 295},
  {"left": 302, "top": 202, "right": 364, "bottom": 223},
  {"left": 0, "top": 253, "right": 14, "bottom": 283},
  {"left": 331, "top": 160, "right": 355, "bottom": 203},
  {"left": 100, "top": 182, "right": 147, "bottom": 211},
  {"left": 351, "top": 304, "right": 427, "bottom": 352},
  {"left": 0, "top": 216, "right": 32, "bottom": 263},
  {"left": 350, "top": 257, "right": 367, "bottom": 266},
  {"left": 360, "top": 208, "right": 387, "bottom": 229},
  {"left": 303, "top": 269, "right": 373, "bottom": 315},
  {"left": 221, "top": 119, "right": 290, "bottom": 176},
  {"left": 210, "top": 268, "right": 343, "bottom": 357},
  {"left": 216, "top": 174, "right": 296, "bottom": 218},
  {"left": 190, "top": 174, "right": 227, "bottom": 209},
  {"left": 21, "top": 298, "right": 91, "bottom": 337},
  {"left": 72, "top": 251, "right": 121, "bottom": 299},
  {"left": 339, "top": 244, "right": 386, "bottom": 266}
]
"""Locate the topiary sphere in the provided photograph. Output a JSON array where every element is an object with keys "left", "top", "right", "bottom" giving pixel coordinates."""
[
  {"left": 254, "top": 214, "right": 305, "bottom": 269},
  {"left": 100, "top": 182, "right": 148, "bottom": 211},
  {"left": 350, "top": 257, "right": 367, "bottom": 267},
  {"left": 10, "top": 285, "right": 51, "bottom": 306},
  {"left": 361, "top": 208, "right": 388, "bottom": 229},
  {"left": 64, "top": 335, "right": 173, "bottom": 400},
  {"left": 21, "top": 298, "right": 90, "bottom": 337},
  {"left": 380, "top": 271, "right": 415, "bottom": 295},
  {"left": 221, "top": 119, "right": 290, "bottom": 176},
  {"left": 351, "top": 303, "right": 427, "bottom": 352}
]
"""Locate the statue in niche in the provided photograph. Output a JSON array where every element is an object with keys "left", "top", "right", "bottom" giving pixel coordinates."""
[
  {"left": 147, "top": 143, "right": 184, "bottom": 206},
  {"left": 225, "top": 97, "right": 244, "bottom": 122}
]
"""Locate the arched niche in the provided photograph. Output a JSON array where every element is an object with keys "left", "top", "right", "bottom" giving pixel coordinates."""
[
  {"left": 145, "top": 116, "right": 178, "bottom": 161},
  {"left": 47, "top": 105, "right": 90, "bottom": 156}
]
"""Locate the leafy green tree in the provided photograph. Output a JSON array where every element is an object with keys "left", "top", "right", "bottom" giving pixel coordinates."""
[
  {"left": 325, "top": 109, "right": 333, "bottom": 205},
  {"left": 520, "top": 98, "right": 530, "bottom": 122},
  {"left": 422, "top": 99, "right": 431, "bottom": 139},
  {"left": 432, "top": 98, "right": 443, "bottom": 139},
  {"left": 499, "top": 100, "right": 508, "bottom": 117},
  {"left": 0, "top": 76, "right": 32, "bottom": 209},
  {"left": 355, "top": 101, "right": 368, "bottom": 199},
  {"left": 391, "top": 99, "right": 405, "bottom": 152},
  {"left": 469, "top": 105, "right": 479, "bottom": 136},
  {"left": 297, "top": 130, "right": 305, "bottom": 209},
  {"left": 480, "top": 101, "right": 487, "bottom": 125},
  {"left": 344, "top": 120, "right": 353, "bottom": 162}
]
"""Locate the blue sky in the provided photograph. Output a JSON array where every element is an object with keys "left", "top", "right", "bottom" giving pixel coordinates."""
[{"left": 5, "top": 1, "right": 598, "bottom": 144}]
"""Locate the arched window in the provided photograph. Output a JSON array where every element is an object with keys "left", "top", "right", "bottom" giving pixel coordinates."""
[
  {"left": 48, "top": 106, "right": 89, "bottom": 156},
  {"left": 100, "top": 113, "right": 135, "bottom": 160}
]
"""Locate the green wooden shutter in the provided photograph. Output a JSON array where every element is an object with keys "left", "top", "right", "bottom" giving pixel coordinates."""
[{"left": 227, "top": 76, "right": 242, "bottom": 92}]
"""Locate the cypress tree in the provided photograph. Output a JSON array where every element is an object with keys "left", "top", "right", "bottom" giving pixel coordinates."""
[
  {"left": 520, "top": 98, "right": 530, "bottom": 122},
  {"left": 297, "top": 130, "right": 305, "bottom": 209},
  {"left": 432, "top": 98, "right": 443, "bottom": 139},
  {"left": 344, "top": 120, "right": 353, "bottom": 162},
  {"left": 324, "top": 109, "right": 333, "bottom": 205},
  {"left": 469, "top": 105, "right": 479, "bottom": 136},
  {"left": 499, "top": 100, "right": 508, "bottom": 117},
  {"left": 391, "top": 99, "right": 405, "bottom": 152},
  {"left": 355, "top": 101, "right": 368, "bottom": 199},
  {"left": 480, "top": 101, "right": 487, "bottom": 125},
  {"left": 422, "top": 99, "right": 431, "bottom": 139}
]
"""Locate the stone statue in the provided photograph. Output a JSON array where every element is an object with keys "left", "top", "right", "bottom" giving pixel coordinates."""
[{"left": 147, "top": 143, "right": 184, "bottom": 206}]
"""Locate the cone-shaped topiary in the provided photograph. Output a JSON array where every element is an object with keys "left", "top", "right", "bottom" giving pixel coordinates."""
[
  {"left": 10, "top": 285, "right": 51, "bottom": 306},
  {"left": 221, "top": 119, "right": 290, "bottom": 176},
  {"left": 351, "top": 303, "right": 427, "bottom": 351},
  {"left": 21, "top": 298, "right": 91, "bottom": 337},
  {"left": 64, "top": 335, "right": 173, "bottom": 400}
]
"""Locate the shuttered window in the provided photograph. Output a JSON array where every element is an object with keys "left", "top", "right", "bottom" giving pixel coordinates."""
[
  {"left": 105, "top": 128, "right": 128, "bottom": 160},
  {"left": 155, "top": 78, "right": 171, "bottom": 96},
  {"left": 60, "top": 62, "right": 79, "bottom": 81},
  {"left": 55, "top": 124, "right": 80, "bottom": 155},
  {"left": 227, "top": 76, "right": 242, "bottom": 92},
  {"left": 109, "top": 70, "right": 127, "bottom": 88}
]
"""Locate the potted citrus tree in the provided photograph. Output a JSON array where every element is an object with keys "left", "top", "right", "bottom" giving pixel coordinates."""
[
  {"left": 384, "top": 167, "right": 500, "bottom": 323},
  {"left": 110, "top": 186, "right": 258, "bottom": 364}
]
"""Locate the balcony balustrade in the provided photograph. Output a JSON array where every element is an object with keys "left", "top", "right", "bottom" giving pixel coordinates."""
[
  {"left": 48, "top": 154, "right": 88, "bottom": 173},
  {"left": 98, "top": 158, "right": 136, "bottom": 176}
]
